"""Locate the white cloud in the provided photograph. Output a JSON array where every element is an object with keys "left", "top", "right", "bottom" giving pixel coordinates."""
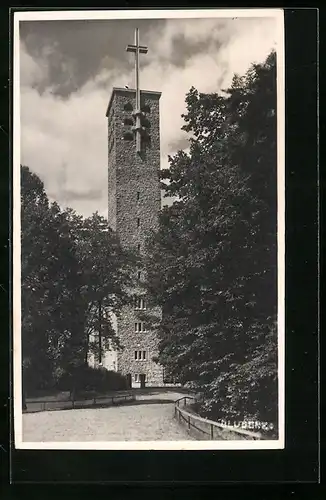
[
  {"left": 20, "top": 41, "right": 49, "bottom": 87},
  {"left": 19, "top": 16, "right": 278, "bottom": 217},
  {"left": 21, "top": 82, "right": 109, "bottom": 215}
]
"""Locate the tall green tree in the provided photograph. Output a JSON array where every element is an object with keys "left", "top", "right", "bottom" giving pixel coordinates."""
[
  {"left": 21, "top": 166, "right": 51, "bottom": 401},
  {"left": 21, "top": 166, "right": 136, "bottom": 394},
  {"left": 145, "top": 51, "right": 277, "bottom": 425},
  {"left": 21, "top": 166, "right": 66, "bottom": 391},
  {"left": 59, "top": 210, "right": 135, "bottom": 375}
]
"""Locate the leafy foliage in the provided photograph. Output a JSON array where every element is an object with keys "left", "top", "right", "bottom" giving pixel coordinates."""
[
  {"left": 21, "top": 166, "right": 136, "bottom": 394},
  {"left": 145, "top": 51, "right": 278, "bottom": 425}
]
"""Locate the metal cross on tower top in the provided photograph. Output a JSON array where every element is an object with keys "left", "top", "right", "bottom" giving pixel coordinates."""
[{"left": 126, "top": 28, "right": 148, "bottom": 153}]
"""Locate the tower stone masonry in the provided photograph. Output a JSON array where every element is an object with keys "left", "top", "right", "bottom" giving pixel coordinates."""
[{"left": 106, "top": 87, "right": 164, "bottom": 387}]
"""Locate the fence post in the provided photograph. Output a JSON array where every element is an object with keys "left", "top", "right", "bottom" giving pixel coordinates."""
[{"left": 210, "top": 424, "right": 214, "bottom": 440}]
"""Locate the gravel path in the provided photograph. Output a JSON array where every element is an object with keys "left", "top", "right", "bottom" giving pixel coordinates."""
[{"left": 22, "top": 391, "right": 194, "bottom": 442}]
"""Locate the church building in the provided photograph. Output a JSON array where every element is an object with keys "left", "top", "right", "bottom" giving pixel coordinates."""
[{"left": 105, "top": 28, "right": 164, "bottom": 387}]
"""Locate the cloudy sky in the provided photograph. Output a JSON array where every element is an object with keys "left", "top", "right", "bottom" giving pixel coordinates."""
[{"left": 19, "top": 12, "right": 280, "bottom": 217}]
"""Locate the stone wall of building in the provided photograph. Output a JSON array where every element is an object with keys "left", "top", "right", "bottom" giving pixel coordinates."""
[
  {"left": 107, "top": 102, "right": 116, "bottom": 231},
  {"left": 107, "top": 88, "right": 164, "bottom": 387}
]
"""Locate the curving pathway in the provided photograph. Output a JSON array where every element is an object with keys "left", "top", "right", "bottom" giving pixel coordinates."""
[{"left": 22, "top": 390, "right": 194, "bottom": 442}]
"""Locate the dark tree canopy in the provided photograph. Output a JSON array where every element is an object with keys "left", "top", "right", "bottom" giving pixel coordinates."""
[
  {"left": 145, "top": 51, "right": 277, "bottom": 426},
  {"left": 21, "top": 166, "right": 136, "bottom": 395}
]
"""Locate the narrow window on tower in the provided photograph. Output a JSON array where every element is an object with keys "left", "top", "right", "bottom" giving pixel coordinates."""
[
  {"left": 123, "top": 131, "right": 133, "bottom": 141},
  {"left": 137, "top": 244, "right": 141, "bottom": 252},
  {"left": 138, "top": 271, "right": 141, "bottom": 280},
  {"left": 124, "top": 117, "right": 133, "bottom": 126},
  {"left": 135, "top": 322, "right": 143, "bottom": 333},
  {"left": 137, "top": 218, "right": 140, "bottom": 227},
  {"left": 134, "top": 350, "right": 147, "bottom": 361},
  {"left": 134, "top": 297, "right": 146, "bottom": 310},
  {"left": 137, "top": 191, "right": 140, "bottom": 200},
  {"left": 142, "top": 117, "right": 151, "bottom": 129},
  {"left": 124, "top": 102, "right": 133, "bottom": 112}
]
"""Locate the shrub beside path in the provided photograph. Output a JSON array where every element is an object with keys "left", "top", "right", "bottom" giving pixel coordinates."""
[{"left": 22, "top": 390, "right": 194, "bottom": 442}]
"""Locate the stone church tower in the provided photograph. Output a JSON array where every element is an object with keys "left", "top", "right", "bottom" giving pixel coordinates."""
[{"left": 105, "top": 29, "right": 164, "bottom": 387}]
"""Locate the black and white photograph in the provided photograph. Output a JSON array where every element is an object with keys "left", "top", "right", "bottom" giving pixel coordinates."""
[{"left": 13, "top": 8, "right": 285, "bottom": 450}]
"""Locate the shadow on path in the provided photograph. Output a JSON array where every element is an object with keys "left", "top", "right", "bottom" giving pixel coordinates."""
[
  {"left": 127, "top": 399, "right": 175, "bottom": 406},
  {"left": 24, "top": 397, "right": 179, "bottom": 414}
]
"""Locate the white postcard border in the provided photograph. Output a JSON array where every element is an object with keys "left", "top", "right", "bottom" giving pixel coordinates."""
[{"left": 13, "top": 8, "right": 285, "bottom": 451}]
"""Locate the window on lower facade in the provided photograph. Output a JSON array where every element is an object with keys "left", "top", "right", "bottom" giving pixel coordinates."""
[
  {"left": 135, "top": 322, "right": 146, "bottom": 333},
  {"left": 134, "top": 350, "right": 147, "bottom": 361}
]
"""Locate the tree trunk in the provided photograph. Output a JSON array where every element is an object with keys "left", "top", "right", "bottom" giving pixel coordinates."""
[
  {"left": 84, "top": 331, "right": 90, "bottom": 365},
  {"left": 98, "top": 300, "right": 102, "bottom": 365}
]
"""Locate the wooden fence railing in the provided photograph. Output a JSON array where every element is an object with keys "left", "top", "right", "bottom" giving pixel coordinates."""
[
  {"left": 25, "top": 392, "right": 136, "bottom": 413},
  {"left": 174, "top": 396, "right": 263, "bottom": 441}
]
